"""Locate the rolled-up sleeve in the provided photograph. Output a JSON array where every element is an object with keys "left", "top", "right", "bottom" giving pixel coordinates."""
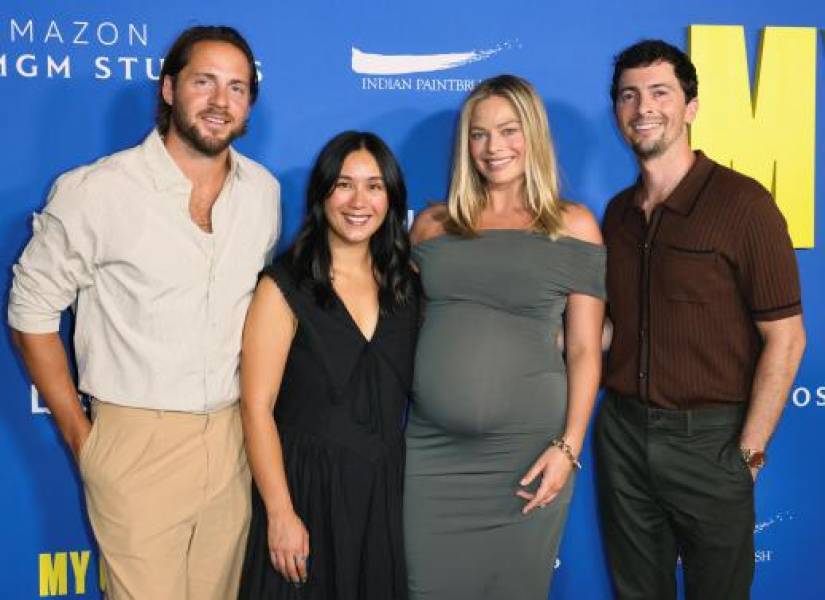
[{"left": 8, "top": 179, "right": 97, "bottom": 333}]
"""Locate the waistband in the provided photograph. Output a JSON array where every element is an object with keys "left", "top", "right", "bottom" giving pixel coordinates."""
[
  {"left": 607, "top": 392, "right": 745, "bottom": 434},
  {"left": 91, "top": 398, "right": 238, "bottom": 421}
]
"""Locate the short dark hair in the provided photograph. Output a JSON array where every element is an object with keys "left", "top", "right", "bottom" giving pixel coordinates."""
[
  {"left": 289, "top": 131, "right": 416, "bottom": 311},
  {"left": 610, "top": 39, "right": 698, "bottom": 105},
  {"left": 156, "top": 26, "right": 258, "bottom": 135}
]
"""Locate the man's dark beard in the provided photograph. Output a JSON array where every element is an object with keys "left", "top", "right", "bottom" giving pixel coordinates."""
[
  {"left": 171, "top": 104, "right": 247, "bottom": 157},
  {"left": 632, "top": 139, "right": 665, "bottom": 160}
]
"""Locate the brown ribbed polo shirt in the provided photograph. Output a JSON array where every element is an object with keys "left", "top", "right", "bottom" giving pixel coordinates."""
[{"left": 603, "top": 151, "right": 802, "bottom": 409}]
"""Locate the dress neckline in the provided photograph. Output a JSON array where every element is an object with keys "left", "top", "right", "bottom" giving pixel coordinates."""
[
  {"left": 331, "top": 289, "right": 382, "bottom": 344},
  {"left": 414, "top": 228, "right": 606, "bottom": 251}
]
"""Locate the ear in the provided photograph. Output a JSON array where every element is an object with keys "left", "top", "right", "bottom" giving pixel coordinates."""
[
  {"left": 685, "top": 96, "right": 699, "bottom": 125},
  {"left": 161, "top": 75, "right": 175, "bottom": 107}
]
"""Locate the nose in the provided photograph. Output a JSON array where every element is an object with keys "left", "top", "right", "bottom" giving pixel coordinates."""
[
  {"left": 209, "top": 84, "right": 229, "bottom": 108},
  {"left": 486, "top": 130, "right": 503, "bottom": 154},
  {"left": 349, "top": 184, "right": 368, "bottom": 207},
  {"left": 637, "top": 91, "right": 654, "bottom": 115}
]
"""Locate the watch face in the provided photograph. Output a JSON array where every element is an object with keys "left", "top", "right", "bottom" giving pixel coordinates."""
[
  {"left": 747, "top": 451, "right": 766, "bottom": 469},
  {"left": 740, "top": 448, "right": 766, "bottom": 469}
]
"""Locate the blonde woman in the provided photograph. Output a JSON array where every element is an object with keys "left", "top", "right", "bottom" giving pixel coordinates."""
[{"left": 404, "top": 75, "right": 606, "bottom": 598}]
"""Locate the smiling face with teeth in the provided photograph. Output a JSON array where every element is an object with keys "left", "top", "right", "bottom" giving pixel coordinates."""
[
  {"left": 614, "top": 60, "right": 698, "bottom": 161},
  {"left": 467, "top": 94, "right": 527, "bottom": 193},
  {"left": 324, "top": 149, "right": 390, "bottom": 250},
  {"left": 162, "top": 40, "right": 252, "bottom": 157}
]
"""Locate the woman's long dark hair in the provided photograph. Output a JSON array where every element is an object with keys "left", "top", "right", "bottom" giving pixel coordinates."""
[{"left": 289, "top": 131, "right": 416, "bottom": 312}]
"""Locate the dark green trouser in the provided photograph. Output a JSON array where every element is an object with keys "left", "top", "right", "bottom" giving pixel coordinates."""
[{"left": 595, "top": 393, "right": 755, "bottom": 600}]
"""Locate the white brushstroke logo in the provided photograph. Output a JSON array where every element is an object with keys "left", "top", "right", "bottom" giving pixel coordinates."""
[
  {"left": 754, "top": 510, "right": 795, "bottom": 534},
  {"left": 351, "top": 41, "right": 514, "bottom": 75}
]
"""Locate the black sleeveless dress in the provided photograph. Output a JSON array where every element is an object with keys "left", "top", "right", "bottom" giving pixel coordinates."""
[{"left": 239, "top": 259, "right": 418, "bottom": 600}]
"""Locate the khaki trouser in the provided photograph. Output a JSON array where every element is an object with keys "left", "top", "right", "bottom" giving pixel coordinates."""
[{"left": 78, "top": 400, "right": 251, "bottom": 600}]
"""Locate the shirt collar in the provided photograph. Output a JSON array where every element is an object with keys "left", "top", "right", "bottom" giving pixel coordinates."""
[
  {"left": 659, "top": 150, "right": 715, "bottom": 216},
  {"left": 619, "top": 150, "right": 716, "bottom": 223},
  {"left": 227, "top": 145, "right": 242, "bottom": 181},
  {"left": 142, "top": 129, "right": 243, "bottom": 191}
]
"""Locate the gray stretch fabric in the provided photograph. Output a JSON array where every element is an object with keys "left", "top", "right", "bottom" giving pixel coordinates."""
[{"left": 404, "top": 229, "right": 606, "bottom": 599}]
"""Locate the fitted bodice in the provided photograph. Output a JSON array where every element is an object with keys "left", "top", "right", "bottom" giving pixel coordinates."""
[
  {"left": 414, "top": 229, "right": 605, "bottom": 323},
  {"left": 410, "top": 229, "right": 606, "bottom": 435}
]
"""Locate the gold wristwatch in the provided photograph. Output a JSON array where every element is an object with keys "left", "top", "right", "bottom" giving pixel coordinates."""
[{"left": 740, "top": 448, "right": 766, "bottom": 470}]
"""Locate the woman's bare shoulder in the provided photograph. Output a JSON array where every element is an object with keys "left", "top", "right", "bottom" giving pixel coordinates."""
[
  {"left": 411, "top": 202, "right": 449, "bottom": 244},
  {"left": 559, "top": 201, "right": 603, "bottom": 245}
]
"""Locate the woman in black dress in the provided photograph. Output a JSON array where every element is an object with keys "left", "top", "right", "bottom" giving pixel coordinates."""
[{"left": 238, "top": 131, "right": 418, "bottom": 600}]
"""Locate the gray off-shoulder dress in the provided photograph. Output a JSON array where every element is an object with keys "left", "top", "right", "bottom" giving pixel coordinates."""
[{"left": 404, "top": 229, "right": 606, "bottom": 599}]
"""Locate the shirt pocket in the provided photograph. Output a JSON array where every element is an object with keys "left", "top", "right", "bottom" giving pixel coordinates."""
[{"left": 658, "top": 245, "right": 726, "bottom": 304}]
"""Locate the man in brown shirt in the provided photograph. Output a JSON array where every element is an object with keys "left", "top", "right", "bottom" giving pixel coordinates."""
[{"left": 596, "top": 40, "right": 805, "bottom": 600}]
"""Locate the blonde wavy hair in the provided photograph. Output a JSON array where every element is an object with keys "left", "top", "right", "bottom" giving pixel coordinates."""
[{"left": 446, "top": 74, "right": 563, "bottom": 237}]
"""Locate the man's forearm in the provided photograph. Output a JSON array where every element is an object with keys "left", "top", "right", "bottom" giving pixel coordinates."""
[
  {"left": 740, "top": 318, "right": 806, "bottom": 451},
  {"left": 11, "top": 329, "right": 89, "bottom": 458}
]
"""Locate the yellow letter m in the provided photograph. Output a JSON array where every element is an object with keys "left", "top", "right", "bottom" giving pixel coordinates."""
[
  {"left": 39, "top": 552, "right": 68, "bottom": 596},
  {"left": 689, "top": 25, "right": 817, "bottom": 248}
]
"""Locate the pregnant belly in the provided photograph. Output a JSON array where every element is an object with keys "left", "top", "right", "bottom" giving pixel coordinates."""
[{"left": 412, "top": 305, "right": 566, "bottom": 435}]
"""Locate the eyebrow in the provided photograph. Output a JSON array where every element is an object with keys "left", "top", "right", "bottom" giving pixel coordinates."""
[
  {"left": 336, "top": 175, "right": 384, "bottom": 180},
  {"left": 619, "top": 82, "right": 675, "bottom": 93},
  {"left": 191, "top": 71, "right": 249, "bottom": 86},
  {"left": 470, "top": 119, "right": 521, "bottom": 130}
]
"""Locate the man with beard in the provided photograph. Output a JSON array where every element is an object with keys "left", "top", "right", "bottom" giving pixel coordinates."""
[
  {"left": 8, "top": 26, "right": 279, "bottom": 599},
  {"left": 596, "top": 40, "right": 805, "bottom": 599}
]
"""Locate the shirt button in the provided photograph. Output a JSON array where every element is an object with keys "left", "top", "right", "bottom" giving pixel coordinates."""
[{"left": 639, "top": 372, "right": 647, "bottom": 379}]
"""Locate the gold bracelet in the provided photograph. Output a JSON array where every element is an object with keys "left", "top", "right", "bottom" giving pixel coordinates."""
[{"left": 549, "top": 438, "right": 582, "bottom": 470}]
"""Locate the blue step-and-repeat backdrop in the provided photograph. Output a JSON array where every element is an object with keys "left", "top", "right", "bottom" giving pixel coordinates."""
[{"left": 1, "top": 1, "right": 823, "bottom": 598}]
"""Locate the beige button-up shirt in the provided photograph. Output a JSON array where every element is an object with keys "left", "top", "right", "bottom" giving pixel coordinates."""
[{"left": 8, "top": 130, "right": 280, "bottom": 412}]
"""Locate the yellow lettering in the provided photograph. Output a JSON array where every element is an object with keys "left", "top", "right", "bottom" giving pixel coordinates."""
[
  {"left": 99, "top": 555, "right": 107, "bottom": 592},
  {"left": 39, "top": 552, "right": 68, "bottom": 596},
  {"left": 69, "top": 551, "right": 90, "bottom": 594},
  {"left": 689, "top": 25, "right": 817, "bottom": 248}
]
